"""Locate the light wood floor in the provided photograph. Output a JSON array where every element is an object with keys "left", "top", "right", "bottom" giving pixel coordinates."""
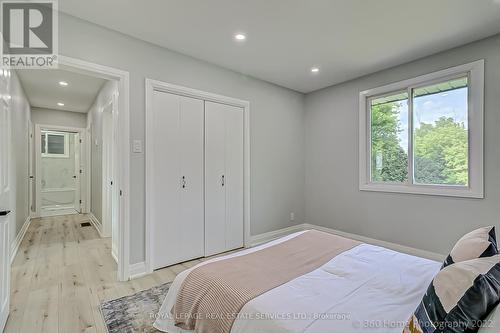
[{"left": 5, "top": 214, "right": 207, "bottom": 333}]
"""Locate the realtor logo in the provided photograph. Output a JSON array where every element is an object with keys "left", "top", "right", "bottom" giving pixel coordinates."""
[{"left": 1, "top": 0, "right": 58, "bottom": 68}]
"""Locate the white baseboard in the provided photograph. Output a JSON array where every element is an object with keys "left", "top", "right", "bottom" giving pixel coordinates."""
[
  {"left": 132, "top": 224, "right": 444, "bottom": 281},
  {"left": 0, "top": 312, "right": 7, "bottom": 333},
  {"left": 303, "top": 224, "right": 445, "bottom": 262},
  {"left": 88, "top": 213, "right": 104, "bottom": 238},
  {"left": 111, "top": 249, "right": 118, "bottom": 264},
  {"left": 250, "top": 223, "right": 445, "bottom": 262},
  {"left": 40, "top": 208, "right": 79, "bottom": 217},
  {"left": 250, "top": 224, "right": 305, "bottom": 247},
  {"left": 10, "top": 216, "right": 31, "bottom": 264},
  {"left": 129, "top": 261, "right": 148, "bottom": 280}
]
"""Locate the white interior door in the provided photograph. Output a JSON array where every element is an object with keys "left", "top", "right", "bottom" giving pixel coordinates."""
[
  {"left": 28, "top": 121, "right": 34, "bottom": 215},
  {"left": 74, "top": 133, "right": 81, "bottom": 213},
  {"left": 205, "top": 101, "right": 244, "bottom": 256},
  {"left": 102, "top": 107, "right": 113, "bottom": 237},
  {"left": 108, "top": 97, "right": 119, "bottom": 262},
  {"left": 0, "top": 99, "right": 12, "bottom": 331},
  {"left": 150, "top": 91, "right": 204, "bottom": 269},
  {"left": 84, "top": 126, "right": 92, "bottom": 214}
]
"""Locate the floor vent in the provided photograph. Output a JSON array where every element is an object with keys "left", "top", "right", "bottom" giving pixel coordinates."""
[{"left": 80, "top": 222, "right": 91, "bottom": 227}]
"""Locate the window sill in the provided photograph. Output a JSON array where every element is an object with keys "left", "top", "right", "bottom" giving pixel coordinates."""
[
  {"left": 41, "top": 154, "right": 70, "bottom": 158},
  {"left": 359, "top": 183, "right": 483, "bottom": 199}
]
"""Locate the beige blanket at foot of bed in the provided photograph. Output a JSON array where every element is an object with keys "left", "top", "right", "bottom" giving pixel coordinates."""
[{"left": 172, "top": 230, "right": 361, "bottom": 333}]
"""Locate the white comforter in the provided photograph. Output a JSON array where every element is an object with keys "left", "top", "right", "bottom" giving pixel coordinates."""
[{"left": 153, "top": 231, "right": 442, "bottom": 333}]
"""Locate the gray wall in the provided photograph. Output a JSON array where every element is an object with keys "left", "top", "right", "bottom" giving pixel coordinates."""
[
  {"left": 58, "top": 14, "right": 305, "bottom": 264},
  {"left": 10, "top": 71, "right": 31, "bottom": 246},
  {"left": 304, "top": 34, "right": 500, "bottom": 256},
  {"left": 87, "top": 80, "right": 118, "bottom": 224},
  {"left": 11, "top": 13, "right": 499, "bottom": 265},
  {"left": 31, "top": 108, "right": 87, "bottom": 128}
]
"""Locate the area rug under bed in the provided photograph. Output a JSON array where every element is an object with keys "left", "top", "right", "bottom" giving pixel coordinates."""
[{"left": 100, "top": 282, "right": 171, "bottom": 333}]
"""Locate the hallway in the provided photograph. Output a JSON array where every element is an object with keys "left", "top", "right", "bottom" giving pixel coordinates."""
[{"left": 5, "top": 214, "right": 200, "bottom": 333}]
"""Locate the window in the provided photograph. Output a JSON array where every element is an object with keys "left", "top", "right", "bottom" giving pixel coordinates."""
[
  {"left": 370, "top": 91, "right": 409, "bottom": 183},
  {"left": 359, "top": 60, "right": 484, "bottom": 198},
  {"left": 41, "top": 131, "right": 69, "bottom": 158}
]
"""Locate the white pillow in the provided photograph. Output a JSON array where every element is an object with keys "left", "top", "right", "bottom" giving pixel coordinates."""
[
  {"left": 442, "top": 226, "right": 498, "bottom": 268},
  {"left": 478, "top": 304, "right": 499, "bottom": 333}
]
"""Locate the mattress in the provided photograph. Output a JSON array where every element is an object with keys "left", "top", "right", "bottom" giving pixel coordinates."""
[{"left": 153, "top": 230, "right": 498, "bottom": 333}]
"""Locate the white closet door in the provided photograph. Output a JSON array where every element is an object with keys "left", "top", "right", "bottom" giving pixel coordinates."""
[
  {"left": 205, "top": 101, "right": 244, "bottom": 256},
  {"left": 224, "top": 107, "right": 244, "bottom": 250},
  {"left": 178, "top": 96, "right": 205, "bottom": 262},
  {"left": 151, "top": 91, "right": 204, "bottom": 269},
  {"left": 204, "top": 103, "right": 226, "bottom": 256}
]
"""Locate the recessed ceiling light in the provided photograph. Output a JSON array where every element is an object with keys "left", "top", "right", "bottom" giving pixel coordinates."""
[
  {"left": 59, "top": 81, "right": 68, "bottom": 86},
  {"left": 311, "top": 67, "right": 320, "bottom": 73},
  {"left": 57, "top": 102, "right": 64, "bottom": 106},
  {"left": 234, "top": 33, "right": 246, "bottom": 41}
]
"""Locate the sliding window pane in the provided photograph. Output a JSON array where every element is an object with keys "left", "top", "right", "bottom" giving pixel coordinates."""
[
  {"left": 370, "top": 92, "right": 409, "bottom": 183},
  {"left": 413, "top": 77, "right": 468, "bottom": 186},
  {"left": 47, "top": 133, "right": 66, "bottom": 154}
]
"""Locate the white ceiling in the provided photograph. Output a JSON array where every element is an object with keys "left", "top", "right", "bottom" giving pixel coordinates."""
[
  {"left": 59, "top": 0, "right": 500, "bottom": 93},
  {"left": 16, "top": 68, "right": 106, "bottom": 113}
]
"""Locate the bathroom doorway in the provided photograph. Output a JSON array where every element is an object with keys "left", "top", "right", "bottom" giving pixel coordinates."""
[{"left": 35, "top": 125, "right": 85, "bottom": 217}]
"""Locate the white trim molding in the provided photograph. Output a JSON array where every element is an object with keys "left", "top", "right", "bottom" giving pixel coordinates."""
[
  {"left": 88, "top": 213, "right": 103, "bottom": 238},
  {"left": 58, "top": 55, "right": 131, "bottom": 281},
  {"left": 302, "top": 224, "right": 445, "bottom": 262},
  {"left": 250, "top": 223, "right": 445, "bottom": 262},
  {"left": 250, "top": 224, "right": 305, "bottom": 247},
  {"left": 10, "top": 216, "right": 31, "bottom": 264},
  {"left": 129, "top": 261, "right": 148, "bottom": 280},
  {"left": 111, "top": 249, "right": 118, "bottom": 265},
  {"left": 144, "top": 79, "right": 251, "bottom": 274},
  {"left": 359, "top": 60, "right": 484, "bottom": 198}
]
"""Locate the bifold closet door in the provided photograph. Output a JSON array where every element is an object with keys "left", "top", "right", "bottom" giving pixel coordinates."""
[
  {"left": 151, "top": 91, "right": 204, "bottom": 269},
  {"left": 205, "top": 101, "right": 244, "bottom": 256}
]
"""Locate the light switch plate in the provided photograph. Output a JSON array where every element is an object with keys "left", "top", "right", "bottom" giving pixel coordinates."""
[{"left": 132, "top": 139, "right": 143, "bottom": 153}]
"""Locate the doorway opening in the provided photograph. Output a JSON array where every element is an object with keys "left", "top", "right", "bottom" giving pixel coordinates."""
[
  {"left": 1, "top": 56, "right": 130, "bottom": 333},
  {"left": 22, "top": 67, "right": 124, "bottom": 272},
  {"left": 17, "top": 56, "right": 130, "bottom": 282},
  {"left": 36, "top": 127, "right": 82, "bottom": 217}
]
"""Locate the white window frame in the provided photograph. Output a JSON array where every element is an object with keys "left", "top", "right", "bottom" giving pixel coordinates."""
[
  {"left": 359, "top": 60, "right": 484, "bottom": 198},
  {"left": 41, "top": 131, "right": 69, "bottom": 158}
]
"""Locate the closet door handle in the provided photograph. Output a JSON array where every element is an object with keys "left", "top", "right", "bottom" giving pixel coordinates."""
[
  {"left": 221, "top": 175, "right": 225, "bottom": 187},
  {"left": 181, "top": 176, "right": 186, "bottom": 189}
]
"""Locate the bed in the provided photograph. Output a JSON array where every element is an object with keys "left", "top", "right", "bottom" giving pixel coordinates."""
[{"left": 153, "top": 230, "right": 498, "bottom": 333}]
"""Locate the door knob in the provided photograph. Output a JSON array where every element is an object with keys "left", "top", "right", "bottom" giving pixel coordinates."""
[
  {"left": 0, "top": 210, "right": 11, "bottom": 216},
  {"left": 221, "top": 175, "right": 225, "bottom": 187},
  {"left": 181, "top": 176, "right": 186, "bottom": 189}
]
